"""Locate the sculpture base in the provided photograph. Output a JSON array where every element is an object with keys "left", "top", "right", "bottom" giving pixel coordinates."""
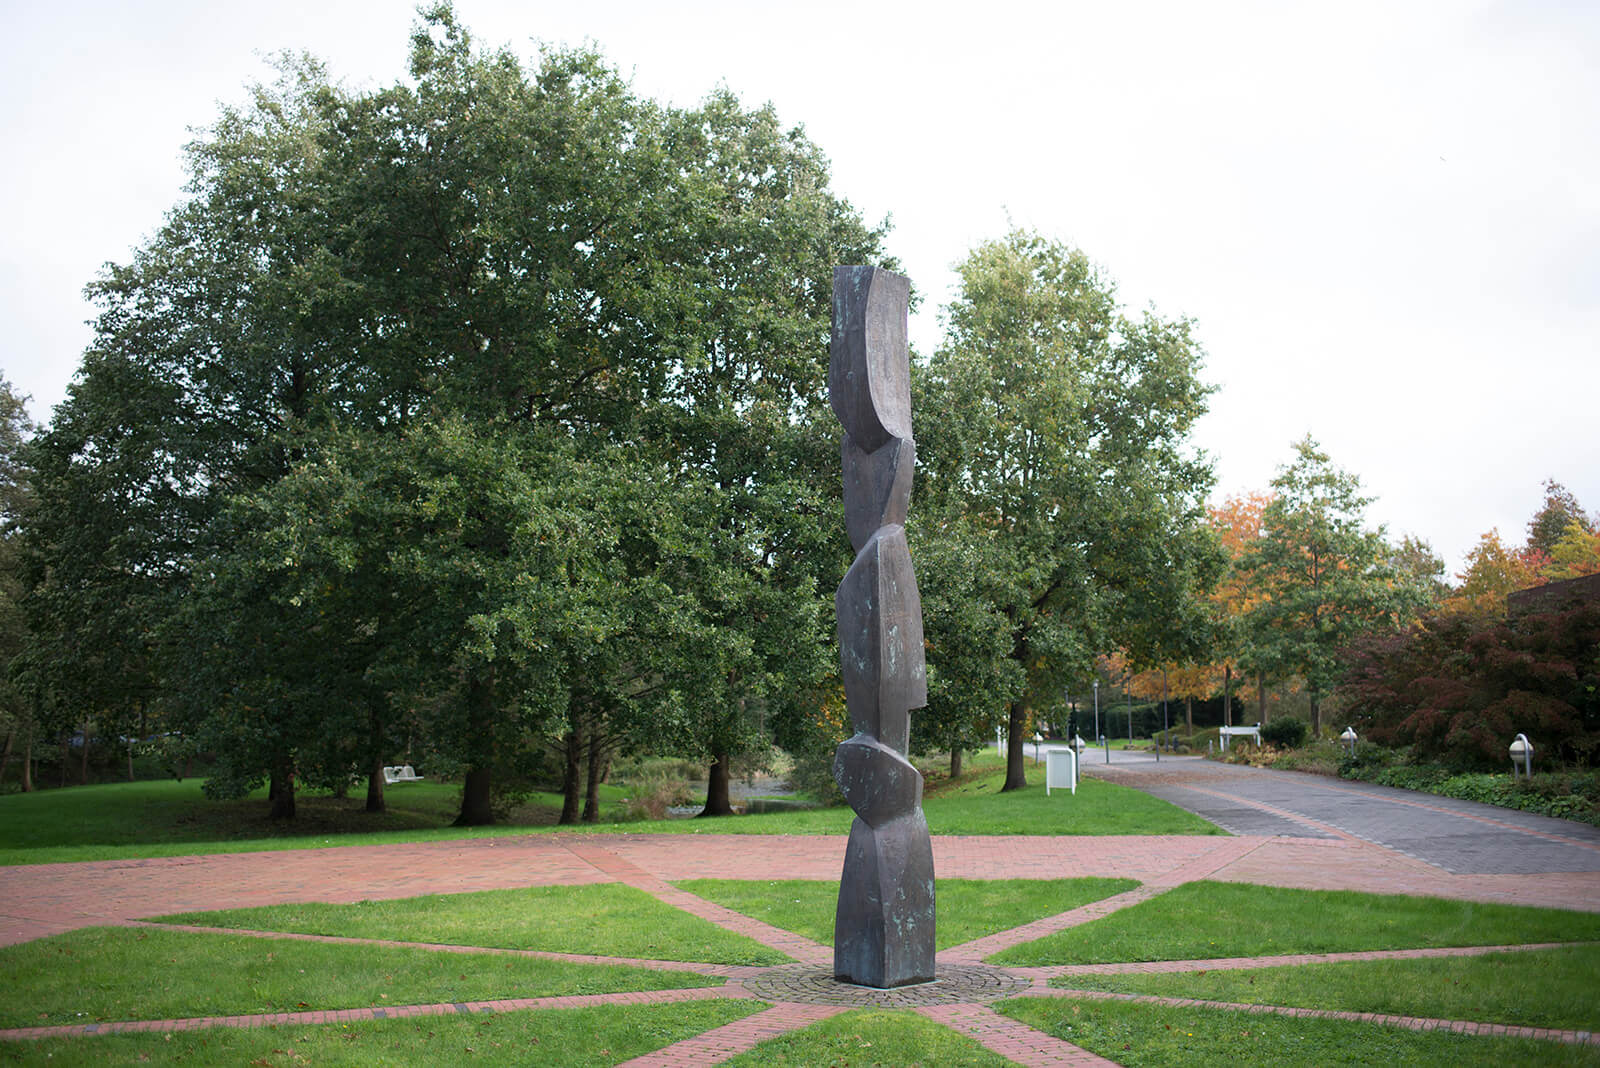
[{"left": 833, "top": 811, "right": 936, "bottom": 988}]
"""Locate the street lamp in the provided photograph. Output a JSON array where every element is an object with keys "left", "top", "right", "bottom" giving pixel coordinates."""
[
  {"left": 1162, "top": 668, "right": 1170, "bottom": 755},
  {"left": 1093, "top": 679, "right": 1100, "bottom": 743},
  {"left": 1033, "top": 731, "right": 1044, "bottom": 765}
]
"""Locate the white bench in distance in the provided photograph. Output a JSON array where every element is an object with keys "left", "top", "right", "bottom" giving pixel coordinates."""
[
  {"left": 1218, "top": 725, "right": 1261, "bottom": 751},
  {"left": 382, "top": 765, "right": 425, "bottom": 784}
]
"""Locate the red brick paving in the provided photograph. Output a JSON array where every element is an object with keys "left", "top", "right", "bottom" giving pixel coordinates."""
[
  {"left": 917, "top": 1002, "right": 1119, "bottom": 1066},
  {"left": 0, "top": 985, "right": 733, "bottom": 1041},
  {"left": 1009, "top": 941, "right": 1587, "bottom": 981},
  {"left": 562, "top": 839, "right": 832, "bottom": 965},
  {"left": 4, "top": 814, "right": 1599, "bottom": 1063},
  {"left": 616, "top": 1000, "right": 848, "bottom": 1066},
  {"left": 1022, "top": 987, "right": 1600, "bottom": 1048},
  {"left": 127, "top": 920, "right": 768, "bottom": 978},
  {"left": 943, "top": 886, "right": 1170, "bottom": 964},
  {"left": 9, "top": 828, "right": 1592, "bottom": 949},
  {"left": 0, "top": 835, "right": 610, "bottom": 946}
]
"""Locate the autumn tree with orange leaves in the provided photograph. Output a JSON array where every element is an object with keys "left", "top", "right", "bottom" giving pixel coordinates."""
[
  {"left": 1238, "top": 437, "right": 1428, "bottom": 737},
  {"left": 1116, "top": 492, "right": 1269, "bottom": 733}
]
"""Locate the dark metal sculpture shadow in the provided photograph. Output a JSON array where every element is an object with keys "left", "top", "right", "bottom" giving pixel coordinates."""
[{"left": 829, "top": 265, "right": 936, "bottom": 988}]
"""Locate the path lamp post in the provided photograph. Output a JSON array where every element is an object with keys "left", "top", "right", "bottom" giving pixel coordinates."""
[
  {"left": 1033, "top": 732, "right": 1044, "bottom": 765},
  {"left": 1127, "top": 686, "right": 1134, "bottom": 745},
  {"left": 1093, "top": 679, "right": 1100, "bottom": 743},
  {"left": 1510, "top": 734, "right": 1533, "bottom": 780},
  {"left": 1341, "top": 727, "right": 1357, "bottom": 758},
  {"left": 1162, "top": 668, "right": 1170, "bottom": 755}
]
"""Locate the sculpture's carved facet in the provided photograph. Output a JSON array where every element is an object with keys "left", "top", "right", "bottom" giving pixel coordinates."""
[{"left": 829, "top": 265, "right": 935, "bottom": 988}]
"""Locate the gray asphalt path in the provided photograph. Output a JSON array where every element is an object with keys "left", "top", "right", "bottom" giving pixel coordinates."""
[{"left": 1081, "top": 750, "right": 1600, "bottom": 876}]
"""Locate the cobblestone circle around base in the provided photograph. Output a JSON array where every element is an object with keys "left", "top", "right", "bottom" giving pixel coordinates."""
[{"left": 739, "top": 962, "right": 1032, "bottom": 1007}]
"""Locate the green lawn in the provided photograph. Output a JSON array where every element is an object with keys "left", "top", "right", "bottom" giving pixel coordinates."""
[
  {"left": 1053, "top": 945, "right": 1600, "bottom": 1032},
  {"left": 0, "top": 758, "right": 1220, "bottom": 866},
  {"left": 153, "top": 882, "right": 789, "bottom": 965},
  {"left": 0, "top": 1000, "right": 765, "bottom": 1066},
  {"left": 989, "top": 881, "right": 1600, "bottom": 966},
  {"left": 0, "top": 925, "right": 720, "bottom": 1030},
  {"left": 722, "top": 1009, "right": 1014, "bottom": 1066},
  {"left": 997, "top": 996, "right": 1599, "bottom": 1067},
  {"left": 5, "top": 876, "right": 1598, "bottom": 1065},
  {"left": 680, "top": 876, "right": 1139, "bottom": 949}
]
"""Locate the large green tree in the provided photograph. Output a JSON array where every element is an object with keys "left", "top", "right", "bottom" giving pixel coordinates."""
[
  {"left": 916, "top": 230, "right": 1221, "bottom": 791},
  {"left": 25, "top": 6, "right": 887, "bottom": 819},
  {"left": 0, "top": 375, "right": 34, "bottom": 787},
  {"left": 1240, "top": 436, "right": 1425, "bottom": 735}
]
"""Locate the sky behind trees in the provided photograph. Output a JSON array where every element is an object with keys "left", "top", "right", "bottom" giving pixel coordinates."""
[{"left": 4, "top": 0, "right": 1596, "bottom": 574}]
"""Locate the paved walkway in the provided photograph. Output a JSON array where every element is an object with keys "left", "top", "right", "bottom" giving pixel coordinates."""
[
  {"left": 4, "top": 758, "right": 1599, "bottom": 1064},
  {"left": 1083, "top": 753, "right": 1600, "bottom": 875}
]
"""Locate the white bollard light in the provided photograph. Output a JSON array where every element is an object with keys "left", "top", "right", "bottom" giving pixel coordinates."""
[{"left": 1509, "top": 734, "right": 1533, "bottom": 780}]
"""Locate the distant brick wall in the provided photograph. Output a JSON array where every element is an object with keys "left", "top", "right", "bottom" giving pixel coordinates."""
[{"left": 1507, "top": 572, "right": 1600, "bottom": 616}]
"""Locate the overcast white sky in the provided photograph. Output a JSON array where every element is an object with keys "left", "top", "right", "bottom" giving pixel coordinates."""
[{"left": 4, "top": 1, "right": 1596, "bottom": 574}]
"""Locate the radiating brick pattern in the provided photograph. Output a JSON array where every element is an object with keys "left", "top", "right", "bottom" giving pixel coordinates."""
[
  {"left": 1025, "top": 988, "right": 1600, "bottom": 1048},
  {"left": 6, "top": 756, "right": 1599, "bottom": 1062},
  {"left": 917, "top": 1002, "right": 1120, "bottom": 1066},
  {"left": 615, "top": 1002, "right": 848, "bottom": 1067}
]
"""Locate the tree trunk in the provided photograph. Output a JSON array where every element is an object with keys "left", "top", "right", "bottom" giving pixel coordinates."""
[
  {"left": 365, "top": 693, "right": 387, "bottom": 814},
  {"left": 78, "top": 718, "right": 91, "bottom": 784},
  {"left": 949, "top": 747, "right": 963, "bottom": 779},
  {"left": 59, "top": 736, "right": 69, "bottom": 788},
  {"left": 1309, "top": 685, "right": 1322, "bottom": 737},
  {"left": 1002, "top": 703, "right": 1028, "bottom": 791},
  {"left": 1257, "top": 673, "right": 1267, "bottom": 725},
  {"left": 268, "top": 756, "right": 296, "bottom": 820},
  {"left": 456, "top": 767, "right": 494, "bottom": 826},
  {"left": 126, "top": 739, "right": 135, "bottom": 782},
  {"left": 700, "top": 751, "right": 735, "bottom": 816},
  {"left": 21, "top": 730, "right": 33, "bottom": 792},
  {"left": 1185, "top": 697, "right": 1193, "bottom": 734},
  {"left": 582, "top": 728, "right": 604, "bottom": 823},
  {"left": 365, "top": 751, "right": 386, "bottom": 814},
  {"left": 558, "top": 726, "right": 582, "bottom": 826},
  {"left": 1223, "top": 665, "right": 1232, "bottom": 727},
  {"left": 454, "top": 672, "right": 497, "bottom": 826},
  {"left": 0, "top": 730, "right": 13, "bottom": 785}
]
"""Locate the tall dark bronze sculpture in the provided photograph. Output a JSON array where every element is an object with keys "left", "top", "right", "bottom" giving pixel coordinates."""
[{"left": 829, "top": 265, "right": 935, "bottom": 988}]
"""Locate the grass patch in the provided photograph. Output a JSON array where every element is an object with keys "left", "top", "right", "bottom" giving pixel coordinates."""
[
  {"left": 0, "top": 758, "right": 1219, "bottom": 866},
  {"left": 1052, "top": 945, "right": 1600, "bottom": 1032},
  {"left": 0, "top": 778, "right": 636, "bottom": 866},
  {"left": 2, "top": 999, "right": 764, "bottom": 1066},
  {"left": 721, "top": 1008, "right": 1014, "bottom": 1066},
  {"left": 998, "top": 995, "right": 1597, "bottom": 1066},
  {"left": 151, "top": 882, "right": 789, "bottom": 965},
  {"left": 0, "top": 925, "right": 719, "bottom": 1030},
  {"left": 990, "top": 881, "right": 1600, "bottom": 966},
  {"left": 680, "top": 877, "right": 1139, "bottom": 949},
  {"left": 921, "top": 764, "right": 1221, "bottom": 836}
]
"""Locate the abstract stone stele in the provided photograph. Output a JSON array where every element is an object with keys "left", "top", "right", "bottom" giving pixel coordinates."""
[{"left": 829, "top": 265, "right": 935, "bottom": 989}]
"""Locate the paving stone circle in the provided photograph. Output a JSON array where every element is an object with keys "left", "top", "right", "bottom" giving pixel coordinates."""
[{"left": 739, "top": 961, "right": 1031, "bottom": 1007}]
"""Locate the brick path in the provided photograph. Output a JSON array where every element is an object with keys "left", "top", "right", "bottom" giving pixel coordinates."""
[
  {"left": 5, "top": 762, "right": 1600, "bottom": 1064},
  {"left": 1020, "top": 988, "right": 1600, "bottom": 1048},
  {"left": 917, "top": 1002, "right": 1120, "bottom": 1066}
]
